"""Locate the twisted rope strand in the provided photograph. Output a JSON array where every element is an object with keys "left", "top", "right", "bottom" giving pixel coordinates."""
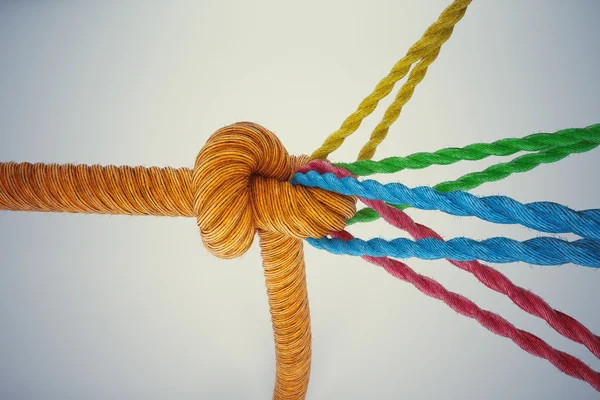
[
  {"left": 304, "top": 159, "right": 600, "bottom": 359},
  {"left": 0, "top": 162, "right": 195, "bottom": 216},
  {"left": 292, "top": 171, "right": 600, "bottom": 239},
  {"left": 337, "top": 124, "right": 600, "bottom": 176},
  {"left": 330, "top": 229, "right": 600, "bottom": 392},
  {"left": 356, "top": 49, "right": 440, "bottom": 160},
  {"left": 368, "top": 198, "right": 600, "bottom": 358},
  {"left": 307, "top": 235, "right": 600, "bottom": 268},
  {"left": 309, "top": 0, "right": 473, "bottom": 161},
  {"left": 367, "top": 197, "right": 600, "bottom": 355},
  {"left": 433, "top": 140, "right": 600, "bottom": 192},
  {"left": 347, "top": 140, "right": 600, "bottom": 224}
]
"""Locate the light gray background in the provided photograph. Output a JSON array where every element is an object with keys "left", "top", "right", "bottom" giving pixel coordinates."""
[{"left": 1, "top": 1, "right": 599, "bottom": 399}]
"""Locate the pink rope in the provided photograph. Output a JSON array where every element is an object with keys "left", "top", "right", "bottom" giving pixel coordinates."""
[
  {"left": 365, "top": 197, "right": 600, "bottom": 359},
  {"left": 302, "top": 159, "right": 600, "bottom": 359},
  {"left": 331, "top": 229, "right": 600, "bottom": 392},
  {"left": 300, "top": 159, "right": 600, "bottom": 391}
]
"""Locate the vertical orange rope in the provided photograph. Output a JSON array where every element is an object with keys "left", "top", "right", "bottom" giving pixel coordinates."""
[{"left": 260, "top": 230, "right": 311, "bottom": 399}]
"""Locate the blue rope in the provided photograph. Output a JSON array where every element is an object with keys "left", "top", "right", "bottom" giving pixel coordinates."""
[
  {"left": 292, "top": 171, "right": 600, "bottom": 240},
  {"left": 306, "top": 236, "right": 600, "bottom": 268}
]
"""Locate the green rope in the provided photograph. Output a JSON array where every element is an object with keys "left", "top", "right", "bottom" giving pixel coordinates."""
[
  {"left": 335, "top": 124, "right": 600, "bottom": 177},
  {"left": 347, "top": 139, "right": 600, "bottom": 225}
]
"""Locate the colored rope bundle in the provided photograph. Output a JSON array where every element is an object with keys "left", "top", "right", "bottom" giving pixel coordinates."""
[
  {"left": 2, "top": 0, "right": 599, "bottom": 398},
  {"left": 341, "top": 123, "right": 600, "bottom": 224},
  {"left": 298, "top": 161, "right": 600, "bottom": 391}
]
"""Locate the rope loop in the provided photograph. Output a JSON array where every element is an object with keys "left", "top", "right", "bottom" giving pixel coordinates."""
[{"left": 194, "top": 121, "right": 356, "bottom": 259}]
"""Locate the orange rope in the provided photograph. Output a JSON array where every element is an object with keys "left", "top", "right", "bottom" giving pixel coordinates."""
[
  {"left": 260, "top": 230, "right": 312, "bottom": 399},
  {"left": 0, "top": 162, "right": 194, "bottom": 216},
  {"left": 0, "top": 122, "right": 355, "bottom": 400}
]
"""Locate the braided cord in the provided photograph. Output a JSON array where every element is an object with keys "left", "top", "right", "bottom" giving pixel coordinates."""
[
  {"left": 336, "top": 124, "right": 600, "bottom": 176},
  {"left": 309, "top": 0, "right": 472, "bottom": 161}
]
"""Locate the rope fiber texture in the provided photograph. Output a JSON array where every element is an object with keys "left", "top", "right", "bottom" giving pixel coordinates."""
[{"left": 0, "top": 122, "right": 356, "bottom": 400}]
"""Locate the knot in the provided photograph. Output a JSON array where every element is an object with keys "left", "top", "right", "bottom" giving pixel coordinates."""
[{"left": 193, "top": 122, "right": 356, "bottom": 259}]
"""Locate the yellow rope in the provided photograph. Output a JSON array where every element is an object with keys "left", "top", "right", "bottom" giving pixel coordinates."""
[
  {"left": 310, "top": 0, "right": 473, "bottom": 162},
  {"left": 357, "top": 48, "right": 440, "bottom": 160}
]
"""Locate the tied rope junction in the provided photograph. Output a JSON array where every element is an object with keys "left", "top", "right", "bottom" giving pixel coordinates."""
[{"left": 2, "top": 0, "right": 599, "bottom": 397}]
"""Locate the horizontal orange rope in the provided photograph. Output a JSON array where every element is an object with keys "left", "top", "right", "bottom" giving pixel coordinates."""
[{"left": 0, "top": 162, "right": 194, "bottom": 216}]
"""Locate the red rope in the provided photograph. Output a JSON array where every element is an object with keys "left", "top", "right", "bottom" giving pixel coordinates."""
[
  {"left": 331, "top": 229, "right": 600, "bottom": 391},
  {"left": 301, "top": 160, "right": 600, "bottom": 391},
  {"left": 364, "top": 197, "right": 600, "bottom": 360}
]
